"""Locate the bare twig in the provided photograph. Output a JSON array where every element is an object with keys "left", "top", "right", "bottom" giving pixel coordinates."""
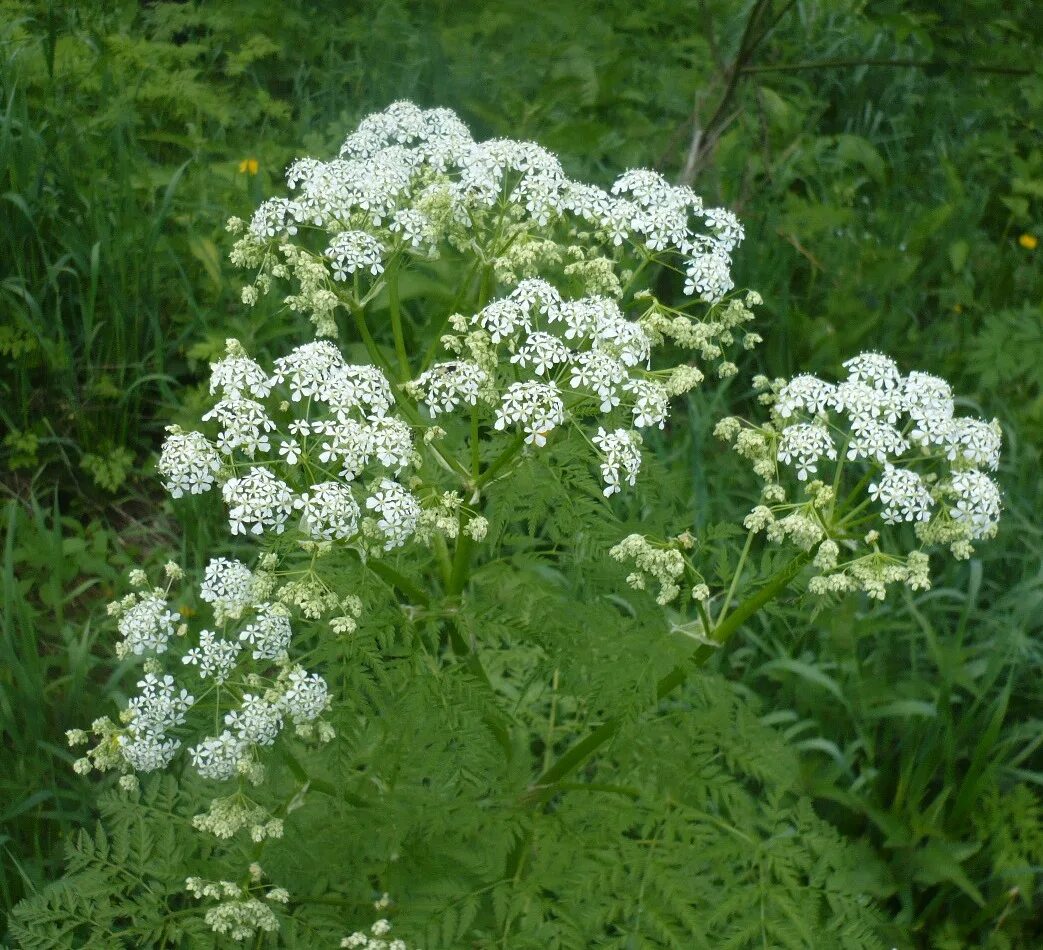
[{"left": 678, "top": 0, "right": 797, "bottom": 184}]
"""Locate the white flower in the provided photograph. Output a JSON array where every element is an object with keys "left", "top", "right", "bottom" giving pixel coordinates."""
[
  {"left": 389, "top": 207, "right": 433, "bottom": 248},
  {"left": 183, "top": 629, "right": 241, "bottom": 683},
  {"left": 592, "top": 314, "right": 651, "bottom": 368},
  {"left": 249, "top": 197, "right": 304, "bottom": 239},
  {"left": 624, "top": 378, "right": 669, "bottom": 429},
  {"left": 221, "top": 468, "right": 297, "bottom": 536},
  {"left": 158, "top": 429, "right": 221, "bottom": 498},
  {"left": 833, "top": 380, "right": 897, "bottom": 424},
  {"left": 843, "top": 351, "right": 902, "bottom": 391},
  {"left": 868, "top": 465, "right": 934, "bottom": 524},
  {"left": 120, "top": 732, "right": 181, "bottom": 773},
  {"left": 683, "top": 246, "right": 734, "bottom": 303},
  {"left": 278, "top": 439, "right": 301, "bottom": 465},
  {"left": 846, "top": 419, "right": 909, "bottom": 463},
  {"left": 365, "top": 478, "right": 422, "bottom": 549},
  {"left": 224, "top": 694, "right": 283, "bottom": 747},
  {"left": 474, "top": 297, "right": 531, "bottom": 344},
  {"left": 775, "top": 374, "right": 836, "bottom": 418},
  {"left": 298, "top": 482, "right": 361, "bottom": 541},
  {"left": 271, "top": 341, "right": 345, "bottom": 402},
  {"left": 569, "top": 350, "right": 627, "bottom": 411},
  {"left": 552, "top": 297, "right": 605, "bottom": 341},
  {"left": 199, "top": 558, "right": 255, "bottom": 616},
  {"left": 494, "top": 380, "right": 565, "bottom": 446},
  {"left": 510, "top": 332, "right": 570, "bottom": 376},
  {"left": 949, "top": 469, "right": 1001, "bottom": 539},
  {"left": 209, "top": 344, "right": 272, "bottom": 399},
  {"left": 508, "top": 278, "right": 563, "bottom": 318},
  {"left": 777, "top": 423, "right": 837, "bottom": 481},
  {"left": 366, "top": 416, "right": 413, "bottom": 471},
  {"left": 118, "top": 593, "right": 177, "bottom": 655},
  {"left": 280, "top": 668, "right": 329, "bottom": 723},
  {"left": 239, "top": 604, "right": 293, "bottom": 661},
  {"left": 904, "top": 371, "right": 955, "bottom": 445},
  {"left": 592, "top": 427, "right": 642, "bottom": 496},
  {"left": 203, "top": 396, "right": 276, "bottom": 458},
  {"left": 326, "top": 230, "right": 385, "bottom": 278},
  {"left": 944, "top": 418, "right": 1002, "bottom": 471},
  {"left": 413, "top": 360, "right": 488, "bottom": 415},
  {"left": 189, "top": 730, "right": 246, "bottom": 781},
  {"left": 125, "top": 673, "right": 194, "bottom": 736}
]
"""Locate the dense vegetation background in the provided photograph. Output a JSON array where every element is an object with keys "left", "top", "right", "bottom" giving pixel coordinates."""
[{"left": 1, "top": 0, "right": 1040, "bottom": 945}]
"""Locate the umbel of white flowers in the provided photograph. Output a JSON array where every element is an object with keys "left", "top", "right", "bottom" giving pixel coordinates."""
[
  {"left": 69, "top": 558, "right": 332, "bottom": 788},
  {"left": 227, "top": 101, "right": 748, "bottom": 338},
  {"left": 710, "top": 351, "right": 1002, "bottom": 599}
]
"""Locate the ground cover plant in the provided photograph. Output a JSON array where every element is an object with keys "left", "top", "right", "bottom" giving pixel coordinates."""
[{"left": 2, "top": 1, "right": 1041, "bottom": 947}]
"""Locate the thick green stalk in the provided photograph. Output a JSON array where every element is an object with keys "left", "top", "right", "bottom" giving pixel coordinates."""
[
  {"left": 523, "top": 553, "right": 810, "bottom": 803},
  {"left": 350, "top": 305, "right": 394, "bottom": 378},
  {"left": 477, "top": 433, "right": 527, "bottom": 488},
  {"left": 387, "top": 265, "right": 410, "bottom": 380},
  {"left": 715, "top": 528, "right": 755, "bottom": 627},
  {"left": 365, "top": 559, "right": 429, "bottom": 607}
]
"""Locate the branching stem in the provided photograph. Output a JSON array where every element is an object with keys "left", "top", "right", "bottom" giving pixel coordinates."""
[{"left": 522, "top": 552, "right": 810, "bottom": 804}]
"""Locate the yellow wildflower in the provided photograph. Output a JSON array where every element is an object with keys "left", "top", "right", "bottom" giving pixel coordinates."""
[
  {"left": 238, "top": 158, "right": 259, "bottom": 175},
  {"left": 1018, "top": 233, "right": 1038, "bottom": 250}
]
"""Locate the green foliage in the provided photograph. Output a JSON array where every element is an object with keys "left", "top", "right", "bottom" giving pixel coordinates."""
[{"left": 11, "top": 679, "right": 894, "bottom": 948}]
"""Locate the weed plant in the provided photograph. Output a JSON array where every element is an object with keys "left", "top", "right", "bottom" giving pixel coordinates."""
[{"left": 1, "top": 1, "right": 1040, "bottom": 946}]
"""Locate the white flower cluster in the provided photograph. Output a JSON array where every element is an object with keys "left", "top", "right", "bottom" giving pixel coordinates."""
[
  {"left": 75, "top": 564, "right": 331, "bottom": 783},
  {"left": 341, "top": 918, "right": 413, "bottom": 950},
  {"left": 494, "top": 379, "right": 565, "bottom": 447},
  {"left": 423, "top": 278, "right": 734, "bottom": 492},
  {"left": 120, "top": 673, "right": 193, "bottom": 772},
  {"left": 593, "top": 427, "right": 643, "bottom": 497},
  {"left": 716, "top": 352, "right": 1003, "bottom": 597},
  {"left": 158, "top": 339, "right": 425, "bottom": 551},
  {"left": 411, "top": 360, "right": 488, "bottom": 415},
  {"left": 228, "top": 105, "right": 760, "bottom": 499},
  {"left": 158, "top": 429, "right": 221, "bottom": 497},
  {"left": 185, "top": 877, "right": 286, "bottom": 942},
  {"left": 116, "top": 591, "right": 178, "bottom": 655},
  {"left": 234, "top": 102, "right": 742, "bottom": 315}
]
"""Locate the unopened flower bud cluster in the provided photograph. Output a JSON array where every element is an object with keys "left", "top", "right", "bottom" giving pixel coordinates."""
[{"left": 610, "top": 534, "right": 690, "bottom": 605}]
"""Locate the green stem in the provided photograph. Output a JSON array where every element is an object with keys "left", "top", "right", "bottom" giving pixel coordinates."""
[
  {"left": 387, "top": 264, "right": 410, "bottom": 380},
  {"left": 365, "top": 559, "right": 429, "bottom": 607},
  {"left": 350, "top": 304, "right": 395, "bottom": 378},
  {"left": 477, "top": 263, "right": 494, "bottom": 308},
  {"left": 840, "top": 466, "right": 875, "bottom": 513},
  {"left": 448, "top": 526, "right": 475, "bottom": 598},
  {"left": 420, "top": 256, "right": 483, "bottom": 371},
  {"left": 716, "top": 528, "right": 755, "bottom": 627},
  {"left": 346, "top": 308, "right": 471, "bottom": 482},
  {"left": 477, "top": 433, "right": 527, "bottom": 488},
  {"left": 523, "top": 553, "right": 809, "bottom": 803},
  {"left": 280, "top": 746, "right": 371, "bottom": 808},
  {"left": 470, "top": 406, "right": 481, "bottom": 480}
]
